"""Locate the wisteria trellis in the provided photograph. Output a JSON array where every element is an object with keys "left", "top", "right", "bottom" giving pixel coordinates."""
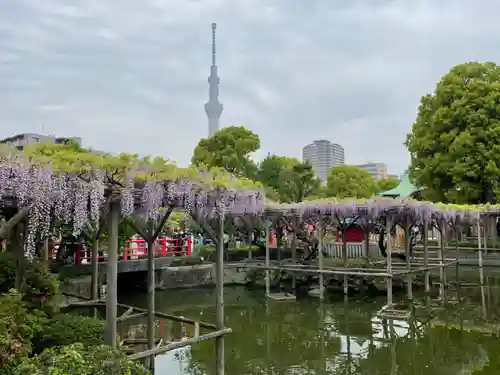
[{"left": 0, "top": 151, "right": 266, "bottom": 256}]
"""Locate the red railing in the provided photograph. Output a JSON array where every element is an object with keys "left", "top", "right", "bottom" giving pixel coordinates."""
[
  {"left": 120, "top": 237, "right": 192, "bottom": 262},
  {"left": 56, "top": 236, "right": 193, "bottom": 265}
]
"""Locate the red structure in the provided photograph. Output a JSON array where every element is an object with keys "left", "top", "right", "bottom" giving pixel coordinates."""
[
  {"left": 67, "top": 237, "right": 193, "bottom": 265},
  {"left": 335, "top": 225, "right": 364, "bottom": 242}
]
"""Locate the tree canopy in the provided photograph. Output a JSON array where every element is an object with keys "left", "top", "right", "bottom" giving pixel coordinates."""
[
  {"left": 326, "top": 165, "right": 376, "bottom": 198},
  {"left": 191, "top": 126, "right": 260, "bottom": 178},
  {"left": 375, "top": 177, "right": 399, "bottom": 194},
  {"left": 277, "top": 162, "right": 321, "bottom": 203},
  {"left": 406, "top": 61, "right": 500, "bottom": 204},
  {"left": 258, "top": 155, "right": 297, "bottom": 191}
]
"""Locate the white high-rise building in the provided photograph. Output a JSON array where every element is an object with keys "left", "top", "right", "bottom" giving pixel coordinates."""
[
  {"left": 355, "top": 163, "right": 388, "bottom": 180},
  {"left": 302, "top": 140, "right": 345, "bottom": 184}
]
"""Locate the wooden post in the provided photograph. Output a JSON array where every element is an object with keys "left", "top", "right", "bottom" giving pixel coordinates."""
[
  {"left": 454, "top": 226, "right": 459, "bottom": 283},
  {"left": 342, "top": 224, "right": 348, "bottom": 295},
  {"left": 318, "top": 218, "right": 324, "bottom": 300},
  {"left": 363, "top": 228, "right": 370, "bottom": 265},
  {"left": 404, "top": 218, "right": 412, "bottom": 300},
  {"left": 247, "top": 230, "right": 252, "bottom": 260},
  {"left": 43, "top": 237, "right": 49, "bottom": 271},
  {"left": 423, "top": 216, "right": 430, "bottom": 295},
  {"left": 265, "top": 220, "right": 271, "bottom": 297},
  {"left": 90, "top": 238, "right": 99, "bottom": 318},
  {"left": 146, "top": 221, "right": 155, "bottom": 372},
  {"left": 215, "top": 212, "right": 225, "bottom": 375},
  {"left": 438, "top": 218, "right": 445, "bottom": 300},
  {"left": 291, "top": 231, "right": 297, "bottom": 291},
  {"left": 478, "top": 216, "right": 484, "bottom": 280},
  {"left": 386, "top": 216, "right": 393, "bottom": 307},
  {"left": 105, "top": 198, "right": 120, "bottom": 347}
]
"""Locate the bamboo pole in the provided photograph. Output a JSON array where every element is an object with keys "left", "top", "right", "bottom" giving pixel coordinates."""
[
  {"left": 386, "top": 216, "right": 393, "bottom": 307},
  {"left": 105, "top": 198, "right": 120, "bottom": 348},
  {"left": 215, "top": 213, "right": 225, "bottom": 375}
]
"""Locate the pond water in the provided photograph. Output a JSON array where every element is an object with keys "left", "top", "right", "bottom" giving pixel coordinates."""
[{"left": 118, "top": 269, "right": 500, "bottom": 375}]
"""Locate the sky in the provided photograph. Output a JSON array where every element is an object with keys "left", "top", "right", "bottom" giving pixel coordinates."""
[{"left": 1, "top": 1, "right": 499, "bottom": 175}]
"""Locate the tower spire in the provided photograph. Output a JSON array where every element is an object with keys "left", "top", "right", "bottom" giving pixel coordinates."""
[
  {"left": 212, "top": 22, "right": 216, "bottom": 66},
  {"left": 205, "top": 22, "right": 223, "bottom": 137}
]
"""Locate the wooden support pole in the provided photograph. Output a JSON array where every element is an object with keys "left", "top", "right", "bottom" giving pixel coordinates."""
[
  {"left": 90, "top": 238, "right": 99, "bottom": 318},
  {"left": 215, "top": 212, "right": 225, "bottom": 375},
  {"left": 438, "top": 218, "right": 446, "bottom": 301},
  {"left": 265, "top": 220, "right": 271, "bottom": 297},
  {"left": 128, "top": 328, "right": 232, "bottom": 361},
  {"left": 423, "top": 216, "right": 430, "bottom": 295},
  {"left": 364, "top": 228, "right": 370, "bottom": 265},
  {"left": 105, "top": 198, "right": 120, "bottom": 348},
  {"left": 318, "top": 218, "right": 324, "bottom": 300},
  {"left": 247, "top": 230, "right": 253, "bottom": 260},
  {"left": 386, "top": 216, "right": 393, "bottom": 307},
  {"left": 478, "top": 216, "right": 484, "bottom": 279},
  {"left": 454, "top": 226, "right": 460, "bottom": 283},
  {"left": 342, "top": 226, "right": 348, "bottom": 295},
  {"left": 146, "top": 232, "right": 155, "bottom": 372},
  {"left": 291, "top": 231, "right": 297, "bottom": 291},
  {"left": 404, "top": 218, "right": 412, "bottom": 300}
]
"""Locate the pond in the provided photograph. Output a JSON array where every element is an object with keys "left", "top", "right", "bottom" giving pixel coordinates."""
[{"left": 118, "top": 269, "right": 500, "bottom": 375}]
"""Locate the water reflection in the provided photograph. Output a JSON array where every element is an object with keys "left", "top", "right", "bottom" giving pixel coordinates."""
[{"left": 120, "top": 270, "right": 500, "bottom": 375}]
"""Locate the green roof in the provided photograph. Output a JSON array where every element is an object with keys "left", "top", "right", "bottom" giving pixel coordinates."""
[{"left": 379, "top": 172, "right": 420, "bottom": 198}]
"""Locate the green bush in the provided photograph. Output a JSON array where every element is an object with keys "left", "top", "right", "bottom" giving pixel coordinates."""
[
  {"left": 0, "top": 290, "right": 44, "bottom": 373},
  {"left": 33, "top": 313, "right": 104, "bottom": 353},
  {"left": 170, "top": 255, "right": 204, "bottom": 267},
  {"left": 15, "top": 343, "right": 150, "bottom": 375},
  {"left": 0, "top": 252, "right": 60, "bottom": 315}
]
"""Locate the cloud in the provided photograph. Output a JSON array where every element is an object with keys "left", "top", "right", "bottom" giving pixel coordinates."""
[{"left": 1, "top": 0, "right": 499, "bottom": 174}]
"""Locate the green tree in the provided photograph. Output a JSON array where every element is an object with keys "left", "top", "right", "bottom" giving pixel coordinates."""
[
  {"left": 191, "top": 126, "right": 260, "bottom": 178},
  {"left": 375, "top": 177, "right": 399, "bottom": 193},
  {"left": 326, "top": 165, "right": 376, "bottom": 198},
  {"left": 277, "top": 162, "right": 321, "bottom": 202},
  {"left": 258, "top": 155, "right": 298, "bottom": 189},
  {"left": 406, "top": 61, "right": 500, "bottom": 204}
]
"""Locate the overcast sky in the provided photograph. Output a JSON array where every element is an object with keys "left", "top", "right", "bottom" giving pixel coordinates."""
[{"left": 1, "top": 1, "right": 499, "bottom": 175}]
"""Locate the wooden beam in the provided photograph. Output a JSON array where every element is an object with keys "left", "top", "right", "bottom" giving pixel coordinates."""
[
  {"left": 0, "top": 208, "right": 29, "bottom": 239},
  {"left": 128, "top": 328, "right": 232, "bottom": 360}
]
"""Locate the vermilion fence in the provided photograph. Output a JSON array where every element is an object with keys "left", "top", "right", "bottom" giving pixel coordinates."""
[{"left": 54, "top": 237, "right": 193, "bottom": 265}]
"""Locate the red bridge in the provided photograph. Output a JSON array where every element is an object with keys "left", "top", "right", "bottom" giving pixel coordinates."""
[{"left": 55, "top": 237, "right": 193, "bottom": 266}]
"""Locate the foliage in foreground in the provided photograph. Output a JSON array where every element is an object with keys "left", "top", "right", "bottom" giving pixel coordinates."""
[
  {"left": 15, "top": 343, "right": 150, "bottom": 375},
  {"left": 32, "top": 313, "right": 105, "bottom": 354},
  {"left": 0, "top": 290, "right": 43, "bottom": 372},
  {"left": 0, "top": 252, "right": 60, "bottom": 315},
  {"left": 406, "top": 61, "right": 500, "bottom": 204}
]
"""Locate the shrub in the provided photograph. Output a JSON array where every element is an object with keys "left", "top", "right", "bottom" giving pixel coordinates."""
[
  {"left": 0, "top": 290, "right": 43, "bottom": 373},
  {"left": 15, "top": 343, "right": 151, "bottom": 375},
  {"left": 33, "top": 313, "right": 104, "bottom": 353},
  {"left": 0, "top": 252, "right": 60, "bottom": 315},
  {"left": 170, "top": 255, "right": 204, "bottom": 267}
]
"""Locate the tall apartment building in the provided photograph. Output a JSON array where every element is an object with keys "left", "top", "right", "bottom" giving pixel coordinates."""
[
  {"left": 355, "top": 162, "right": 388, "bottom": 180},
  {"left": 0, "top": 133, "right": 82, "bottom": 151},
  {"left": 302, "top": 140, "right": 345, "bottom": 184}
]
